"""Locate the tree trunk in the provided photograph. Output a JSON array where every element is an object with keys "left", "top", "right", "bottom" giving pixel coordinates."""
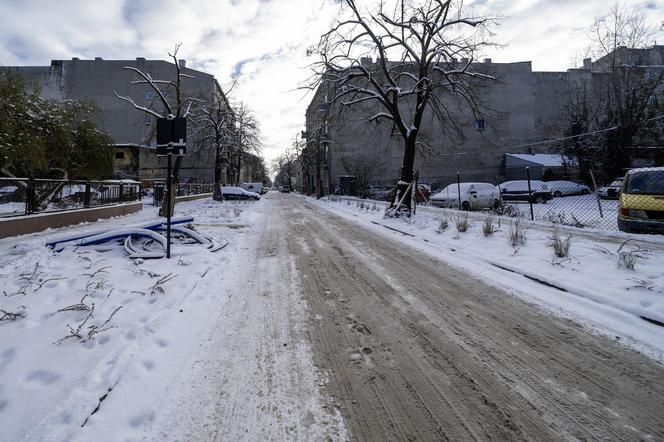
[
  {"left": 158, "top": 156, "right": 182, "bottom": 217},
  {"left": 235, "top": 153, "right": 243, "bottom": 186},
  {"left": 213, "top": 143, "right": 223, "bottom": 200},
  {"left": 392, "top": 135, "right": 417, "bottom": 214}
]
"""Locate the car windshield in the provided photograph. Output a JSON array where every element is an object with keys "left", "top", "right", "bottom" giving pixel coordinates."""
[{"left": 624, "top": 172, "right": 664, "bottom": 195}]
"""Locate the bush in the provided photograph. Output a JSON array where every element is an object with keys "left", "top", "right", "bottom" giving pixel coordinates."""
[
  {"left": 618, "top": 251, "right": 639, "bottom": 270},
  {"left": 507, "top": 220, "right": 527, "bottom": 247},
  {"left": 550, "top": 231, "right": 571, "bottom": 258},
  {"left": 492, "top": 201, "right": 522, "bottom": 218},
  {"left": 436, "top": 217, "right": 449, "bottom": 233},
  {"left": 455, "top": 214, "right": 470, "bottom": 233},
  {"left": 482, "top": 216, "right": 496, "bottom": 236}
]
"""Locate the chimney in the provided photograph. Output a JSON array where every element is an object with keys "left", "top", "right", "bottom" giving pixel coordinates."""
[
  {"left": 583, "top": 57, "right": 591, "bottom": 69},
  {"left": 360, "top": 57, "right": 372, "bottom": 66},
  {"left": 95, "top": 57, "right": 103, "bottom": 61},
  {"left": 178, "top": 59, "right": 187, "bottom": 68},
  {"left": 461, "top": 57, "right": 469, "bottom": 64},
  {"left": 71, "top": 57, "right": 79, "bottom": 61},
  {"left": 484, "top": 58, "right": 492, "bottom": 64},
  {"left": 136, "top": 57, "right": 145, "bottom": 62}
]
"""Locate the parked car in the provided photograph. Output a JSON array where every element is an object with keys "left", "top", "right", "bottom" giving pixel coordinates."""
[
  {"left": 617, "top": 167, "right": 664, "bottom": 234},
  {"left": 0, "top": 185, "right": 21, "bottom": 203},
  {"left": 384, "top": 183, "right": 432, "bottom": 203},
  {"left": 498, "top": 180, "right": 553, "bottom": 203},
  {"left": 280, "top": 186, "right": 290, "bottom": 193},
  {"left": 220, "top": 186, "right": 260, "bottom": 200},
  {"left": 596, "top": 178, "right": 623, "bottom": 199},
  {"left": 240, "top": 182, "right": 263, "bottom": 194},
  {"left": 430, "top": 182, "right": 502, "bottom": 210},
  {"left": 546, "top": 180, "right": 591, "bottom": 197},
  {"left": 365, "top": 185, "right": 394, "bottom": 200}
]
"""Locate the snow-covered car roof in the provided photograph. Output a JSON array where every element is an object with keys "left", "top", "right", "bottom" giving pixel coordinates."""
[
  {"left": 626, "top": 167, "right": 664, "bottom": 174},
  {"left": 431, "top": 183, "right": 496, "bottom": 198},
  {"left": 221, "top": 186, "right": 260, "bottom": 197}
]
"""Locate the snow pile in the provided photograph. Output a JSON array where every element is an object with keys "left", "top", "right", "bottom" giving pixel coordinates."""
[{"left": 314, "top": 197, "right": 664, "bottom": 361}]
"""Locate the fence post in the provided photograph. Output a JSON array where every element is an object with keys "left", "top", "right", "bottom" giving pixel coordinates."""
[
  {"left": 26, "top": 178, "right": 34, "bottom": 215},
  {"left": 84, "top": 181, "right": 91, "bottom": 208},
  {"left": 119, "top": 182, "right": 124, "bottom": 203},
  {"left": 456, "top": 172, "right": 462, "bottom": 210},
  {"left": 589, "top": 169, "right": 604, "bottom": 218},
  {"left": 526, "top": 167, "right": 534, "bottom": 221}
]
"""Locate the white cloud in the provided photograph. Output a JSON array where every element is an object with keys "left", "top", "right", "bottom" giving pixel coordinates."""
[{"left": 1, "top": 0, "right": 662, "bottom": 166}]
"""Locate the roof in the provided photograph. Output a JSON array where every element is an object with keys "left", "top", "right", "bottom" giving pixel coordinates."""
[{"left": 506, "top": 153, "right": 578, "bottom": 167}]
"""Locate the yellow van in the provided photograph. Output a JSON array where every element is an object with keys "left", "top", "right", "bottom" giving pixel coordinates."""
[{"left": 617, "top": 167, "right": 664, "bottom": 234}]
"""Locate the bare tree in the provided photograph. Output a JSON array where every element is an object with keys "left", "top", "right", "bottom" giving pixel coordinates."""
[
  {"left": 309, "top": 0, "right": 497, "bottom": 215},
  {"left": 273, "top": 149, "right": 297, "bottom": 190},
  {"left": 231, "top": 103, "right": 261, "bottom": 186},
  {"left": 339, "top": 152, "right": 386, "bottom": 198},
  {"left": 292, "top": 134, "right": 316, "bottom": 194},
  {"left": 580, "top": 2, "right": 663, "bottom": 180},
  {"left": 193, "top": 86, "right": 236, "bottom": 199},
  {"left": 114, "top": 43, "right": 200, "bottom": 216}
]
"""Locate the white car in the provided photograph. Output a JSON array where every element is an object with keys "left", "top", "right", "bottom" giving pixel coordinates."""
[
  {"left": 430, "top": 182, "right": 501, "bottom": 210},
  {"left": 499, "top": 180, "right": 553, "bottom": 203},
  {"left": 220, "top": 186, "right": 260, "bottom": 200},
  {"left": 596, "top": 178, "right": 623, "bottom": 199},
  {"left": 545, "top": 180, "right": 591, "bottom": 197}
]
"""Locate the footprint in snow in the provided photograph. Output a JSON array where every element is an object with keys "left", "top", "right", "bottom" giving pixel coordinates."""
[
  {"left": 24, "top": 369, "right": 61, "bottom": 386},
  {"left": 142, "top": 360, "right": 155, "bottom": 372}
]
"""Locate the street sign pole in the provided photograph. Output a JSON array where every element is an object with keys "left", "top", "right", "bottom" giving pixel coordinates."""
[
  {"left": 166, "top": 149, "right": 172, "bottom": 259},
  {"left": 156, "top": 116, "right": 187, "bottom": 260}
]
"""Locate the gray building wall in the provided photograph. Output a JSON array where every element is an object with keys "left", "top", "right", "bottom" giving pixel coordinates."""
[
  {"left": 5, "top": 58, "right": 221, "bottom": 182},
  {"left": 305, "top": 46, "right": 664, "bottom": 194}
]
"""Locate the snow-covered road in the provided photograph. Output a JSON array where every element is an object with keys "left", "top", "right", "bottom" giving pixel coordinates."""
[{"left": 282, "top": 194, "right": 664, "bottom": 440}]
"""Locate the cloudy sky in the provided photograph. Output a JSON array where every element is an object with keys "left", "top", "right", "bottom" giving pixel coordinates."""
[{"left": 1, "top": 0, "right": 662, "bottom": 165}]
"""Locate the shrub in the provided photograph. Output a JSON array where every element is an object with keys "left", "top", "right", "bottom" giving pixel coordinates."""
[
  {"left": 507, "top": 220, "right": 527, "bottom": 247},
  {"left": 550, "top": 231, "right": 571, "bottom": 258},
  {"left": 493, "top": 202, "right": 522, "bottom": 218},
  {"left": 436, "top": 217, "right": 449, "bottom": 233},
  {"left": 618, "top": 251, "right": 639, "bottom": 270},
  {"left": 482, "top": 216, "right": 496, "bottom": 236},
  {"left": 455, "top": 214, "right": 469, "bottom": 233}
]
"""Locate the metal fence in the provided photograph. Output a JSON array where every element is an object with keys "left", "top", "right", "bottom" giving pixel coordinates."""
[
  {"left": 152, "top": 182, "right": 215, "bottom": 206},
  {"left": 0, "top": 178, "right": 141, "bottom": 218},
  {"left": 359, "top": 166, "right": 664, "bottom": 233}
]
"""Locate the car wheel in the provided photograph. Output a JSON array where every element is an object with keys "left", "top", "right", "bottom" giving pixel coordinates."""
[
  {"left": 581, "top": 189, "right": 590, "bottom": 195},
  {"left": 492, "top": 199, "right": 501, "bottom": 210},
  {"left": 554, "top": 191, "right": 562, "bottom": 197},
  {"left": 534, "top": 195, "right": 545, "bottom": 204},
  {"left": 461, "top": 201, "right": 470, "bottom": 211}
]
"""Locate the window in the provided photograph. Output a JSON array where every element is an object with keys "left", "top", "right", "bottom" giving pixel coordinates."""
[
  {"left": 115, "top": 152, "right": 125, "bottom": 159},
  {"left": 145, "top": 116, "right": 152, "bottom": 125},
  {"left": 475, "top": 119, "right": 486, "bottom": 131},
  {"left": 146, "top": 91, "right": 153, "bottom": 100}
]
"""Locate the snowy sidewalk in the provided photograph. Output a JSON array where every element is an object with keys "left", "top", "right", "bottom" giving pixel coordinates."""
[{"left": 0, "top": 197, "right": 345, "bottom": 441}]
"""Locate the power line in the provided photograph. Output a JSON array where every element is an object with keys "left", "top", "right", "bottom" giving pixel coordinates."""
[{"left": 498, "top": 112, "right": 664, "bottom": 151}]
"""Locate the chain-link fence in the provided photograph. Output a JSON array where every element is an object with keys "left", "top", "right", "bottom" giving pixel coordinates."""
[
  {"left": 0, "top": 178, "right": 141, "bottom": 218},
  {"left": 424, "top": 166, "right": 664, "bottom": 233},
  {"left": 152, "top": 182, "right": 215, "bottom": 207},
  {"left": 355, "top": 165, "right": 664, "bottom": 234}
]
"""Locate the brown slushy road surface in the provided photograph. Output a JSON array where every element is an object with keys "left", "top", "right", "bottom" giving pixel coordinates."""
[{"left": 273, "top": 194, "right": 664, "bottom": 441}]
